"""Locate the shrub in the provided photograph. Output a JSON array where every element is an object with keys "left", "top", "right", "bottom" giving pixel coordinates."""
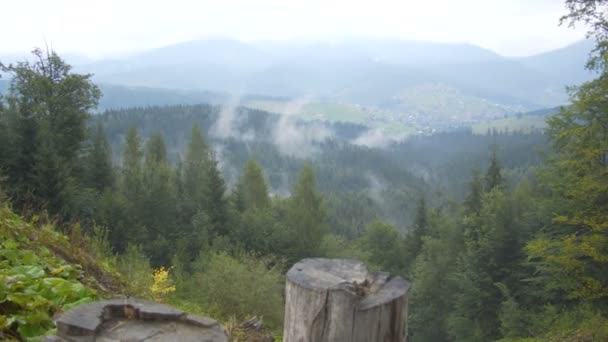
[{"left": 180, "top": 252, "right": 285, "bottom": 330}]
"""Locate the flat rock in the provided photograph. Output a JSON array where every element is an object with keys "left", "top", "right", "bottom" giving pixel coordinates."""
[{"left": 45, "top": 298, "right": 227, "bottom": 342}]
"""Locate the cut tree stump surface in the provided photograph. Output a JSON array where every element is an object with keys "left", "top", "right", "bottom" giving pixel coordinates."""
[
  {"left": 283, "top": 258, "right": 410, "bottom": 342},
  {"left": 44, "top": 298, "right": 228, "bottom": 342}
]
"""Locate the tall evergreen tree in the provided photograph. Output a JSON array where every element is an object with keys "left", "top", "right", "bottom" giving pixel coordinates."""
[
  {"left": 144, "top": 132, "right": 167, "bottom": 165},
  {"left": 205, "top": 152, "right": 228, "bottom": 238},
  {"left": 183, "top": 125, "right": 210, "bottom": 209},
  {"left": 464, "top": 169, "right": 483, "bottom": 216},
  {"left": 121, "top": 127, "right": 143, "bottom": 202},
  {"left": 484, "top": 146, "right": 503, "bottom": 191},
  {"left": 175, "top": 124, "right": 214, "bottom": 263},
  {"left": 0, "top": 49, "right": 100, "bottom": 214},
  {"left": 86, "top": 123, "right": 113, "bottom": 192},
  {"left": 285, "top": 162, "right": 326, "bottom": 261},
  {"left": 238, "top": 160, "right": 271, "bottom": 212},
  {"left": 528, "top": 67, "right": 608, "bottom": 303},
  {"left": 403, "top": 196, "right": 429, "bottom": 273}
]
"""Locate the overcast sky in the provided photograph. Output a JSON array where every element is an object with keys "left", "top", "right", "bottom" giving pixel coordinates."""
[{"left": 0, "top": 0, "right": 588, "bottom": 59}]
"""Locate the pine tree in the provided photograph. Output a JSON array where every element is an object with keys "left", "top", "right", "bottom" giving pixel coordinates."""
[
  {"left": 285, "top": 162, "right": 326, "bottom": 261},
  {"left": 484, "top": 146, "right": 503, "bottom": 191},
  {"left": 527, "top": 69, "right": 608, "bottom": 302},
  {"left": 205, "top": 151, "right": 228, "bottom": 238},
  {"left": 0, "top": 49, "right": 100, "bottom": 215},
  {"left": 403, "top": 196, "right": 429, "bottom": 273},
  {"left": 121, "top": 127, "right": 143, "bottom": 202},
  {"left": 239, "top": 160, "right": 271, "bottom": 211},
  {"left": 145, "top": 132, "right": 167, "bottom": 165},
  {"left": 175, "top": 124, "right": 213, "bottom": 263},
  {"left": 359, "top": 221, "right": 406, "bottom": 275},
  {"left": 183, "top": 125, "right": 209, "bottom": 209},
  {"left": 86, "top": 123, "right": 113, "bottom": 192},
  {"left": 464, "top": 169, "right": 483, "bottom": 216}
]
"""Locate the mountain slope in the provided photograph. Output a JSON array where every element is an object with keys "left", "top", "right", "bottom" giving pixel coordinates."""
[
  {"left": 519, "top": 39, "right": 597, "bottom": 85},
  {"left": 17, "top": 38, "right": 599, "bottom": 116},
  {"left": 0, "top": 206, "right": 122, "bottom": 340}
]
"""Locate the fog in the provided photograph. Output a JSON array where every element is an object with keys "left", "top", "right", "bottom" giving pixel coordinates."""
[{"left": 0, "top": 0, "right": 586, "bottom": 58}]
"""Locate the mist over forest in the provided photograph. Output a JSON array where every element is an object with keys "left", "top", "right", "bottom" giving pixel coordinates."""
[{"left": 1, "top": 1, "right": 607, "bottom": 341}]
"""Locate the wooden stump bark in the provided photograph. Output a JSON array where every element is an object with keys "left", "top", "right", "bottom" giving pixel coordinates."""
[{"left": 283, "top": 258, "right": 410, "bottom": 342}]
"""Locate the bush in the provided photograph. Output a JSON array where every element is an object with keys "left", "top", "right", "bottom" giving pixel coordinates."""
[
  {"left": 179, "top": 252, "right": 285, "bottom": 330},
  {"left": 497, "top": 304, "right": 608, "bottom": 342},
  {"left": 116, "top": 244, "right": 154, "bottom": 298},
  {"left": 0, "top": 208, "right": 98, "bottom": 340}
]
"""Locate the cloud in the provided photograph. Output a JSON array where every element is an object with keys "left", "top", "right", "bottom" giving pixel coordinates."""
[
  {"left": 352, "top": 128, "right": 406, "bottom": 148},
  {"left": 271, "top": 97, "right": 334, "bottom": 158},
  {"left": 210, "top": 95, "right": 256, "bottom": 141},
  {"left": 365, "top": 173, "right": 387, "bottom": 209},
  {"left": 0, "top": 0, "right": 586, "bottom": 57}
]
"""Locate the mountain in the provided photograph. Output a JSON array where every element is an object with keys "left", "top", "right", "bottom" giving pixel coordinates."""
[
  {"left": 0, "top": 79, "right": 8, "bottom": 94},
  {"left": 519, "top": 39, "right": 597, "bottom": 85},
  {"left": 97, "top": 84, "right": 226, "bottom": 110},
  {"left": 1, "top": 52, "right": 94, "bottom": 66},
  {"left": 5, "top": 39, "right": 595, "bottom": 121}
]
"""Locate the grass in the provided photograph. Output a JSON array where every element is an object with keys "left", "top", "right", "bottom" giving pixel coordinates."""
[
  {"left": 245, "top": 99, "right": 413, "bottom": 135},
  {"left": 246, "top": 100, "right": 368, "bottom": 123},
  {"left": 472, "top": 115, "right": 548, "bottom": 135}
]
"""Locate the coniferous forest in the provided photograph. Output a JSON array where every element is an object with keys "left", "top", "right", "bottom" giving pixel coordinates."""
[{"left": 1, "top": 1, "right": 608, "bottom": 341}]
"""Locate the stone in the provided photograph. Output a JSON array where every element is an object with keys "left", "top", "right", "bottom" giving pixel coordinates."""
[{"left": 44, "top": 298, "right": 228, "bottom": 342}]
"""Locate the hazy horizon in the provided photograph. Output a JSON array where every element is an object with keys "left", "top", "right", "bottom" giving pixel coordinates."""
[{"left": 0, "top": 0, "right": 588, "bottom": 59}]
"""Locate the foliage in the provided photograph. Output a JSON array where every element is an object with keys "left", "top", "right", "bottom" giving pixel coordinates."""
[
  {"left": 283, "top": 163, "right": 326, "bottom": 262},
  {"left": 357, "top": 221, "right": 406, "bottom": 275},
  {"left": 178, "top": 252, "right": 285, "bottom": 330},
  {"left": 0, "top": 207, "right": 99, "bottom": 340},
  {"left": 526, "top": 71, "right": 608, "bottom": 303},
  {"left": 116, "top": 244, "right": 154, "bottom": 299},
  {"left": 0, "top": 49, "right": 100, "bottom": 216},
  {"left": 2, "top": 40, "right": 604, "bottom": 342},
  {"left": 150, "top": 267, "right": 176, "bottom": 302},
  {"left": 561, "top": 0, "right": 608, "bottom": 70}
]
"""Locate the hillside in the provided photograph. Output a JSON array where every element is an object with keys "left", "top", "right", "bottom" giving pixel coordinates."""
[
  {"left": 519, "top": 39, "right": 597, "bottom": 85},
  {"left": 0, "top": 205, "right": 120, "bottom": 340},
  {"left": 3, "top": 39, "right": 592, "bottom": 132},
  {"left": 73, "top": 38, "right": 591, "bottom": 115}
]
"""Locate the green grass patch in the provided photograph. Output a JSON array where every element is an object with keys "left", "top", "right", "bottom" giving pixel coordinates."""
[{"left": 473, "top": 115, "right": 548, "bottom": 135}]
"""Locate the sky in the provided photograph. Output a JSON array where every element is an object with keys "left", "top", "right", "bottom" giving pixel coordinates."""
[{"left": 0, "top": 0, "right": 588, "bottom": 59}]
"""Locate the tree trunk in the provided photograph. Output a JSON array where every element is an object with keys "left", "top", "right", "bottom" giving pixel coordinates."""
[{"left": 283, "top": 258, "right": 410, "bottom": 342}]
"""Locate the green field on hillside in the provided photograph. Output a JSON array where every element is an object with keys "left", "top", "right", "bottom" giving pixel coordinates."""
[
  {"left": 245, "top": 100, "right": 414, "bottom": 135},
  {"left": 246, "top": 100, "right": 368, "bottom": 122},
  {"left": 472, "top": 115, "right": 548, "bottom": 134}
]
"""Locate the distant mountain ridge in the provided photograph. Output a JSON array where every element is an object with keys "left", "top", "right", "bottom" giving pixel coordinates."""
[{"left": 1, "top": 39, "right": 596, "bottom": 119}]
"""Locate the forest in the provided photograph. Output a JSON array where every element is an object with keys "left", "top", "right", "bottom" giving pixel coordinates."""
[{"left": 1, "top": 1, "right": 607, "bottom": 341}]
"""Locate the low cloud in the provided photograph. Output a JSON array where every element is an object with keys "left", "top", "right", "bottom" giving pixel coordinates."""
[
  {"left": 352, "top": 128, "right": 407, "bottom": 148},
  {"left": 272, "top": 97, "right": 334, "bottom": 158},
  {"left": 211, "top": 95, "right": 256, "bottom": 141}
]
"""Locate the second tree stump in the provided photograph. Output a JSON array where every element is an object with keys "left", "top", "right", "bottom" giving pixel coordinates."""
[{"left": 283, "top": 258, "right": 410, "bottom": 342}]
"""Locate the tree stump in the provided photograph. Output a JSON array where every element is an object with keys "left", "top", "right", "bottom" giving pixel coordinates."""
[{"left": 283, "top": 258, "right": 410, "bottom": 342}]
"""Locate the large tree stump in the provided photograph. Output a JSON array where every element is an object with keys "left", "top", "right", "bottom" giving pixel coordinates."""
[{"left": 283, "top": 258, "right": 410, "bottom": 342}]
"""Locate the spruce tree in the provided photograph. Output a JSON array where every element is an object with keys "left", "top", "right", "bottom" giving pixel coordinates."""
[
  {"left": 239, "top": 160, "right": 271, "bottom": 211},
  {"left": 464, "top": 169, "right": 483, "bottom": 216},
  {"left": 484, "top": 146, "right": 503, "bottom": 191},
  {"left": 285, "top": 162, "right": 326, "bottom": 261},
  {"left": 86, "top": 123, "right": 114, "bottom": 192},
  {"left": 403, "top": 196, "right": 429, "bottom": 273},
  {"left": 183, "top": 124, "right": 209, "bottom": 209},
  {"left": 121, "top": 127, "right": 143, "bottom": 202},
  {"left": 205, "top": 152, "right": 228, "bottom": 238},
  {"left": 0, "top": 49, "right": 100, "bottom": 214},
  {"left": 145, "top": 132, "right": 167, "bottom": 165}
]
